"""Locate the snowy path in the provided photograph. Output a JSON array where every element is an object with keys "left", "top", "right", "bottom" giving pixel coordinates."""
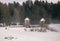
[
  {"left": 0, "top": 24, "right": 60, "bottom": 41},
  {"left": 0, "top": 27, "right": 60, "bottom": 41}
]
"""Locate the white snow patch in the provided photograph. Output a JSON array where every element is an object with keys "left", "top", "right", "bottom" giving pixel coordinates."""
[{"left": 0, "top": 24, "right": 60, "bottom": 41}]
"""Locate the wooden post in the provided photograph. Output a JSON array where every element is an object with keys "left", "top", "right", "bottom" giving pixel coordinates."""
[
  {"left": 24, "top": 17, "right": 30, "bottom": 28},
  {"left": 40, "top": 18, "right": 46, "bottom": 32}
]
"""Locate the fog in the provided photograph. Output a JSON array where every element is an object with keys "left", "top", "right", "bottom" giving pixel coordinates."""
[{"left": 0, "top": 0, "right": 59, "bottom": 5}]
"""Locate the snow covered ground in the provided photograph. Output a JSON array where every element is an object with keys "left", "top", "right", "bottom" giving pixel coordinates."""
[
  {"left": 0, "top": 24, "right": 60, "bottom": 41},
  {"left": 49, "top": 24, "right": 60, "bottom": 32}
]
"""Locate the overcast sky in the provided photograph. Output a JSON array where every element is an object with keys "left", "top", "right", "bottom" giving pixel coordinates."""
[{"left": 0, "top": 0, "right": 59, "bottom": 5}]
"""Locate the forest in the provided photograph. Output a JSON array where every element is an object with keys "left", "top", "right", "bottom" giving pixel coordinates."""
[{"left": 0, "top": 0, "right": 60, "bottom": 25}]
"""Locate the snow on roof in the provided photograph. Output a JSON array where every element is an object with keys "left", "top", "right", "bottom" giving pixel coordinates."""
[
  {"left": 40, "top": 18, "right": 45, "bottom": 22},
  {"left": 25, "top": 17, "right": 30, "bottom": 20}
]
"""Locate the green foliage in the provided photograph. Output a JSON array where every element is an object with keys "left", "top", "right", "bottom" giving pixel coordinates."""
[
  {"left": 0, "top": 1, "right": 60, "bottom": 25},
  {"left": 1, "top": 4, "right": 11, "bottom": 25}
]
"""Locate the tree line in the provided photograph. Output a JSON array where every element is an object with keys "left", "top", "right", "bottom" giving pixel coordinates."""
[{"left": 0, "top": 0, "right": 60, "bottom": 25}]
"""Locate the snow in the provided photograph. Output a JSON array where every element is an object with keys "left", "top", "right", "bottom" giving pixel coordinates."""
[
  {"left": 40, "top": 18, "right": 45, "bottom": 22},
  {"left": 0, "top": 24, "right": 60, "bottom": 41},
  {"left": 25, "top": 17, "right": 30, "bottom": 21},
  {"left": 49, "top": 24, "right": 60, "bottom": 32}
]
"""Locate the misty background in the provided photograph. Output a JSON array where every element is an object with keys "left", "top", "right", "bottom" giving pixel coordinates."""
[{"left": 0, "top": 0, "right": 60, "bottom": 5}]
